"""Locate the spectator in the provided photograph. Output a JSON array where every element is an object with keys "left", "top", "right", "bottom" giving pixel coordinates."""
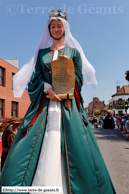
[
  {"left": 1, "top": 121, "right": 21, "bottom": 170},
  {"left": 103, "top": 110, "right": 115, "bottom": 129},
  {"left": 124, "top": 115, "right": 129, "bottom": 135},
  {"left": 99, "top": 116, "right": 103, "bottom": 128},
  {"left": 113, "top": 116, "right": 116, "bottom": 127},
  {"left": 118, "top": 116, "right": 123, "bottom": 132},
  {"left": 115, "top": 117, "right": 119, "bottom": 130},
  {"left": 122, "top": 116, "right": 127, "bottom": 133}
]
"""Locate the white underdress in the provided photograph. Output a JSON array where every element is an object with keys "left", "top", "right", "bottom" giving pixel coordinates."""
[{"left": 31, "top": 50, "right": 68, "bottom": 194}]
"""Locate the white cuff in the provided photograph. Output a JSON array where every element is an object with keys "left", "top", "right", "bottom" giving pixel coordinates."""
[{"left": 44, "top": 82, "right": 52, "bottom": 94}]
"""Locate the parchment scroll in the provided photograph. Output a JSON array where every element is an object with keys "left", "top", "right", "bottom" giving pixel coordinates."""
[{"left": 46, "top": 59, "right": 75, "bottom": 99}]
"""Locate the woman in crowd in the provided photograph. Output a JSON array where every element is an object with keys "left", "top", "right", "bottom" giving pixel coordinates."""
[{"left": 118, "top": 116, "right": 123, "bottom": 131}]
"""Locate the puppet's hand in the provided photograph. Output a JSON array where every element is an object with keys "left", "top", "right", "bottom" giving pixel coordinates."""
[
  {"left": 58, "top": 55, "right": 69, "bottom": 60},
  {"left": 47, "top": 88, "right": 63, "bottom": 101}
]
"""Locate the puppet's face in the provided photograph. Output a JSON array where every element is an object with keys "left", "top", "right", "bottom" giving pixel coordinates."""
[{"left": 50, "top": 19, "right": 64, "bottom": 39}]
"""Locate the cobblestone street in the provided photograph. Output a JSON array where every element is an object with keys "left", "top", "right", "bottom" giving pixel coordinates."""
[{"left": 93, "top": 126, "right": 129, "bottom": 194}]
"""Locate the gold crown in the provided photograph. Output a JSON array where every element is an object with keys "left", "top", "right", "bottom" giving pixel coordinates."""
[{"left": 49, "top": 9, "right": 68, "bottom": 20}]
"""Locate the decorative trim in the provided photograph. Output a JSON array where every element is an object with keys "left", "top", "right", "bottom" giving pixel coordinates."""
[
  {"left": 21, "top": 110, "right": 47, "bottom": 187},
  {"left": 48, "top": 46, "right": 66, "bottom": 51},
  {"left": 112, "top": 93, "right": 129, "bottom": 97},
  {"left": 79, "top": 113, "right": 100, "bottom": 193},
  {"left": 27, "top": 94, "right": 46, "bottom": 129},
  {"left": 61, "top": 102, "right": 71, "bottom": 194}
]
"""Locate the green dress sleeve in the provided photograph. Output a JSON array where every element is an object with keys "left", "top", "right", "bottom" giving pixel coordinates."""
[
  {"left": 28, "top": 52, "right": 45, "bottom": 103},
  {"left": 20, "top": 52, "right": 46, "bottom": 133}
]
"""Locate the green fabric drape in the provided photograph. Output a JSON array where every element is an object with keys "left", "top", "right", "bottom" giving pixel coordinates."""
[{"left": 0, "top": 47, "right": 116, "bottom": 194}]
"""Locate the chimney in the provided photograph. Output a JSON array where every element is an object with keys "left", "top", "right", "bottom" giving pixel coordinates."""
[{"left": 117, "top": 85, "right": 120, "bottom": 93}]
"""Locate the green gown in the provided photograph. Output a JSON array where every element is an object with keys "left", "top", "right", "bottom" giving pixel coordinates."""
[{"left": 0, "top": 47, "right": 117, "bottom": 194}]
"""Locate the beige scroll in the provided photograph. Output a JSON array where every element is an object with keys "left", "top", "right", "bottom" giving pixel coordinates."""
[{"left": 46, "top": 58, "right": 75, "bottom": 99}]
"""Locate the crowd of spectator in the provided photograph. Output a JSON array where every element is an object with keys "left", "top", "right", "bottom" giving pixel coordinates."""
[
  {"left": 89, "top": 116, "right": 104, "bottom": 128},
  {"left": 115, "top": 115, "right": 129, "bottom": 138},
  {"left": 88, "top": 111, "right": 129, "bottom": 139}
]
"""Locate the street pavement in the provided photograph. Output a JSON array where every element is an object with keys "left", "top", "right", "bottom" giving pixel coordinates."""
[{"left": 93, "top": 126, "right": 129, "bottom": 194}]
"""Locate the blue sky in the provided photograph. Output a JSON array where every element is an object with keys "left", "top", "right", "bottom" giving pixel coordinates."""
[{"left": 0, "top": 0, "right": 129, "bottom": 107}]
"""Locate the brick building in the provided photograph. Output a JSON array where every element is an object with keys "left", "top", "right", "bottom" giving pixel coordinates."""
[
  {"left": 109, "top": 85, "right": 129, "bottom": 116},
  {"left": 88, "top": 97, "right": 106, "bottom": 116},
  {"left": 0, "top": 58, "right": 30, "bottom": 119},
  {"left": 101, "top": 104, "right": 109, "bottom": 116},
  {"left": 85, "top": 107, "right": 89, "bottom": 117}
]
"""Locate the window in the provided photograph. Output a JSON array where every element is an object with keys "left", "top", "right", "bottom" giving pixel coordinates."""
[
  {"left": 118, "top": 111, "right": 123, "bottom": 116},
  {"left": 109, "top": 103, "right": 112, "bottom": 108},
  {"left": 0, "top": 99, "right": 4, "bottom": 118},
  {"left": 0, "top": 67, "right": 5, "bottom": 86},
  {"left": 12, "top": 73, "right": 15, "bottom": 89},
  {"left": 12, "top": 101, "right": 18, "bottom": 118},
  {"left": 118, "top": 98, "right": 122, "bottom": 105}
]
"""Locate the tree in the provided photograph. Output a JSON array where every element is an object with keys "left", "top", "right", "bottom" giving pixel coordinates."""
[
  {"left": 125, "top": 71, "right": 129, "bottom": 81},
  {"left": 95, "top": 110, "right": 100, "bottom": 116}
]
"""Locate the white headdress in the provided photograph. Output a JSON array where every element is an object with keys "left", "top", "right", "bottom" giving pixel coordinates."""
[{"left": 13, "top": 10, "right": 98, "bottom": 98}]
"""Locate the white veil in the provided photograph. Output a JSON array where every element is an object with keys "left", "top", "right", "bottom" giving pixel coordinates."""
[{"left": 13, "top": 16, "right": 98, "bottom": 98}]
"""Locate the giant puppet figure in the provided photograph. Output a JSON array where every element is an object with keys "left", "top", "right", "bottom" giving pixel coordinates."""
[
  {"left": 0, "top": 9, "right": 116, "bottom": 194},
  {"left": 103, "top": 110, "right": 115, "bottom": 129}
]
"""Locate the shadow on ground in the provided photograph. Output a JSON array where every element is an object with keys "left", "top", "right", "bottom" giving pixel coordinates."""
[{"left": 92, "top": 127, "right": 129, "bottom": 143}]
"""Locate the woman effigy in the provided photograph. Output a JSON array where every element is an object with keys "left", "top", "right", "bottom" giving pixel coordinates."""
[{"left": 0, "top": 9, "right": 116, "bottom": 194}]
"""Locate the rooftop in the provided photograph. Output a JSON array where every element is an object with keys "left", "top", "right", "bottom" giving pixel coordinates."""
[
  {"left": 5, "top": 59, "right": 18, "bottom": 68},
  {"left": 112, "top": 85, "right": 129, "bottom": 97},
  {"left": 103, "top": 104, "right": 109, "bottom": 111}
]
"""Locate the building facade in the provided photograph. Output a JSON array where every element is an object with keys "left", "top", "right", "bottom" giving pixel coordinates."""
[
  {"left": 0, "top": 58, "right": 30, "bottom": 119},
  {"left": 109, "top": 85, "right": 129, "bottom": 116},
  {"left": 84, "top": 107, "right": 89, "bottom": 117},
  {"left": 101, "top": 104, "right": 109, "bottom": 116},
  {"left": 88, "top": 97, "right": 106, "bottom": 116}
]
